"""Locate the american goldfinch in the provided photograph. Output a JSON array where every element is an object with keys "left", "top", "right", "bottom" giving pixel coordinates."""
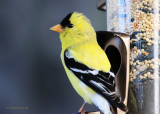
[{"left": 50, "top": 12, "right": 127, "bottom": 114}]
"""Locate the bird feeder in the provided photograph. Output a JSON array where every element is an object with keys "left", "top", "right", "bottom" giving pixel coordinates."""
[{"left": 97, "top": 0, "right": 160, "bottom": 113}]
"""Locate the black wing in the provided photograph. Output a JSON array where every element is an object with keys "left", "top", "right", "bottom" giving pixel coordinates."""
[{"left": 64, "top": 50, "right": 127, "bottom": 112}]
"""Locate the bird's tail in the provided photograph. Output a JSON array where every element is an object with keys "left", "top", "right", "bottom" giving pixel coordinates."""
[
  {"left": 117, "top": 102, "right": 128, "bottom": 112},
  {"left": 110, "top": 104, "right": 128, "bottom": 114},
  {"left": 110, "top": 105, "right": 117, "bottom": 114}
]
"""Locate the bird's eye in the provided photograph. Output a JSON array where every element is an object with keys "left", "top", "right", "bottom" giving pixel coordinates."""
[{"left": 67, "top": 24, "right": 74, "bottom": 28}]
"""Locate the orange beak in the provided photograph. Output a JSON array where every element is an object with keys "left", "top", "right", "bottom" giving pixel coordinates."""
[{"left": 50, "top": 24, "right": 63, "bottom": 33}]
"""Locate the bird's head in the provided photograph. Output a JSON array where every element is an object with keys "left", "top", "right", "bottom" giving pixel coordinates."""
[{"left": 50, "top": 12, "right": 96, "bottom": 49}]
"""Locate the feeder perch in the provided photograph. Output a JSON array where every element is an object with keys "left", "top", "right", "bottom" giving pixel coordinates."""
[{"left": 97, "top": 0, "right": 106, "bottom": 11}]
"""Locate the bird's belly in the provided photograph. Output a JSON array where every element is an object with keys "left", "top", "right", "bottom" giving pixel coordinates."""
[{"left": 66, "top": 70, "right": 96, "bottom": 104}]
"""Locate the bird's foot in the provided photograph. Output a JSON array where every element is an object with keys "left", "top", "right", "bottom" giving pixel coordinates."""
[
  {"left": 78, "top": 102, "right": 86, "bottom": 114},
  {"left": 80, "top": 109, "right": 85, "bottom": 114}
]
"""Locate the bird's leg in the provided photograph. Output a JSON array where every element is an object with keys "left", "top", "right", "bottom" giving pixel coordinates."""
[{"left": 78, "top": 102, "right": 86, "bottom": 114}]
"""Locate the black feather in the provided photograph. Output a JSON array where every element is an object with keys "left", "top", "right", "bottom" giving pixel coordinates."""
[{"left": 60, "top": 12, "right": 73, "bottom": 28}]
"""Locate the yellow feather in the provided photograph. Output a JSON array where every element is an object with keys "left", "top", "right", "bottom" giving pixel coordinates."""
[{"left": 68, "top": 41, "right": 111, "bottom": 72}]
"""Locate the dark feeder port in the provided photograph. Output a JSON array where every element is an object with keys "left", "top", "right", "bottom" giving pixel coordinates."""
[{"left": 96, "top": 31, "right": 129, "bottom": 104}]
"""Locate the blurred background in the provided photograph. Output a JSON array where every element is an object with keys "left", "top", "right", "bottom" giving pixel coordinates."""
[{"left": 0, "top": 0, "right": 106, "bottom": 114}]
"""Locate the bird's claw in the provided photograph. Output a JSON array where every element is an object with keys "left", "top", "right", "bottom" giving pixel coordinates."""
[
  {"left": 78, "top": 102, "right": 86, "bottom": 114},
  {"left": 80, "top": 110, "right": 85, "bottom": 114}
]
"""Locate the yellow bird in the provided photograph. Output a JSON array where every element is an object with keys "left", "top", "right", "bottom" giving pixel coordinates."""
[{"left": 50, "top": 12, "right": 127, "bottom": 114}]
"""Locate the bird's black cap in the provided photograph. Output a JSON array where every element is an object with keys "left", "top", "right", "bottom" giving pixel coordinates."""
[{"left": 60, "top": 12, "right": 73, "bottom": 28}]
